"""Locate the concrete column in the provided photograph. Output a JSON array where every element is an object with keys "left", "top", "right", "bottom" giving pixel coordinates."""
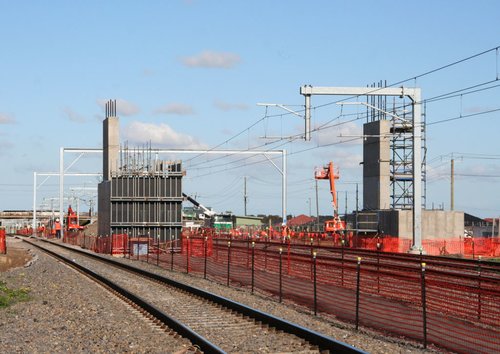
[
  {"left": 103, "top": 117, "right": 119, "bottom": 181},
  {"left": 363, "top": 120, "right": 391, "bottom": 210}
]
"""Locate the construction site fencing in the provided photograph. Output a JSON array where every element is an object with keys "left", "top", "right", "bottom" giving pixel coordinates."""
[
  {"left": 50, "top": 231, "right": 500, "bottom": 353},
  {"left": 191, "top": 227, "right": 500, "bottom": 259}
]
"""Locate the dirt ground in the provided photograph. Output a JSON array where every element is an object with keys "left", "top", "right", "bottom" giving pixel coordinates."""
[{"left": 0, "top": 239, "right": 32, "bottom": 272}]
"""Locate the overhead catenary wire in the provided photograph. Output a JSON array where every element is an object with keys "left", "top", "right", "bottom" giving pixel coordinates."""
[
  {"left": 180, "top": 45, "right": 500, "bottom": 212},
  {"left": 427, "top": 107, "right": 500, "bottom": 126},
  {"left": 186, "top": 113, "right": 362, "bottom": 171},
  {"left": 186, "top": 45, "right": 500, "bottom": 166},
  {"left": 186, "top": 75, "right": 500, "bottom": 173},
  {"left": 187, "top": 78, "right": 500, "bottom": 172}
]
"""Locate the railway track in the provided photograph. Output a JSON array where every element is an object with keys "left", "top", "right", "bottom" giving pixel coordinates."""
[{"left": 19, "top": 236, "right": 365, "bottom": 354}]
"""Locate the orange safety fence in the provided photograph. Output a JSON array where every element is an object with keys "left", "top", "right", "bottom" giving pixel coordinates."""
[
  {"left": 185, "top": 236, "right": 499, "bottom": 354},
  {"left": 19, "top": 226, "right": 500, "bottom": 259},
  {"left": 27, "top": 228, "right": 500, "bottom": 354},
  {"left": 185, "top": 228, "right": 500, "bottom": 259}
]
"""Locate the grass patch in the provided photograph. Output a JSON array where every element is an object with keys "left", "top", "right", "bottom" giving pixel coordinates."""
[{"left": 0, "top": 281, "right": 31, "bottom": 308}]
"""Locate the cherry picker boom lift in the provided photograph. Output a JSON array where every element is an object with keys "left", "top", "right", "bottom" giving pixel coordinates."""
[{"left": 314, "top": 161, "right": 346, "bottom": 238}]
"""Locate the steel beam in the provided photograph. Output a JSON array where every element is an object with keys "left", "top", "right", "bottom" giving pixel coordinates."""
[
  {"left": 57, "top": 147, "right": 288, "bottom": 227},
  {"left": 300, "top": 85, "right": 423, "bottom": 252}
]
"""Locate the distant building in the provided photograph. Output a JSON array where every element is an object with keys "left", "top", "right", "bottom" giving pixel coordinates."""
[
  {"left": 287, "top": 214, "right": 316, "bottom": 228},
  {"left": 465, "top": 213, "right": 499, "bottom": 237},
  {"left": 233, "top": 215, "right": 263, "bottom": 228}
]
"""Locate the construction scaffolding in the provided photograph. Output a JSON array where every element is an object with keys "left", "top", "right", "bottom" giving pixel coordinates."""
[{"left": 365, "top": 81, "right": 427, "bottom": 210}]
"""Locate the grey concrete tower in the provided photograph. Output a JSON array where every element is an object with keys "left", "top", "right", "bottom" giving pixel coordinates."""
[
  {"left": 103, "top": 100, "right": 119, "bottom": 181},
  {"left": 98, "top": 100, "right": 118, "bottom": 236},
  {"left": 363, "top": 120, "right": 391, "bottom": 210}
]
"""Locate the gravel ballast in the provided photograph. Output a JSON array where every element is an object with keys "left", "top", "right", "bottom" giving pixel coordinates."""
[
  {"left": 0, "top": 238, "right": 192, "bottom": 353},
  {"left": 0, "top": 237, "right": 445, "bottom": 353}
]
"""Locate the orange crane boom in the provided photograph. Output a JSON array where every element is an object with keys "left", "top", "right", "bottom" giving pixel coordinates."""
[
  {"left": 314, "top": 161, "right": 345, "bottom": 234},
  {"left": 315, "top": 161, "right": 339, "bottom": 216}
]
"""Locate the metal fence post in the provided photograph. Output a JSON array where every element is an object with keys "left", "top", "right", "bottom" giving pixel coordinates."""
[
  {"left": 156, "top": 234, "right": 160, "bottom": 266},
  {"left": 478, "top": 256, "right": 482, "bottom": 320},
  {"left": 128, "top": 237, "right": 131, "bottom": 259},
  {"left": 170, "top": 237, "right": 174, "bottom": 271},
  {"left": 227, "top": 241, "right": 231, "bottom": 287},
  {"left": 186, "top": 236, "right": 190, "bottom": 274},
  {"left": 204, "top": 236, "right": 208, "bottom": 280},
  {"left": 310, "top": 238, "right": 314, "bottom": 280},
  {"left": 264, "top": 236, "right": 268, "bottom": 270},
  {"left": 279, "top": 247, "right": 283, "bottom": 303},
  {"left": 136, "top": 236, "right": 139, "bottom": 261},
  {"left": 251, "top": 241, "right": 255, "bottom": 294},
  {"left": 287, "top": 238, "right": 291, "bottom": 275},
  {"left": 313, "top": 251, "right": 317, "bottom": 316},
  {"left": 341, "top": 238, "right": 345, "bottom": 286},
  {"left": 355, "top": 257, "right": 361, "bottom": 330},
  {"left": 146, "top": 233, "right": 150, "bottom": 264},
  {"left": 377, "top": 247, "right": 380, "bottom": 294},
  {"left": 421, "top": 262, "right": 427, "bottom": 349}
]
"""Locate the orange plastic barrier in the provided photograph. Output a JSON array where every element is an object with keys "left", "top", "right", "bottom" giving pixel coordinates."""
[
  {"left": 112, "top": 234, "right": 128, "bottom": 256},
  {"left": 0, "top": 228, "right": 6, "bottom": 254}
]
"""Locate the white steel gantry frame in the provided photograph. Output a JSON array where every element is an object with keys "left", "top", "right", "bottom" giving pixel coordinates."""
[
  {"left": 33, "top": 171, "right": 102, "bottom": 235},
  {"left": 300, "top": 85, "right": 423, "bottom": 253},
  {"left": 52, "top": 147, "right": 287, "bottom": 238}
]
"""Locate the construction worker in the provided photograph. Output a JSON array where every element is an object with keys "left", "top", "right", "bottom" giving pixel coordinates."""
[
  {"left": 54, "top": 218, "right": 61, "bottom": 239},
  {"left": 281, "top": 223, "right": 288, "bottom": 243}
]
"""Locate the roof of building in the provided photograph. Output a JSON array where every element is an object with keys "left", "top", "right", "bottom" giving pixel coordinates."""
[
  {"left": 287, "top": 214, "right": 315, "bottom": 226},
  {"left": 464, "top": 212, "right": 490, "bottom": 226}
]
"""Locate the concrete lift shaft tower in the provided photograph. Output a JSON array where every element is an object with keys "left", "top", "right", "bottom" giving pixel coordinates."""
[{"left": 300, "top": 85, "right": 423, "bottom": 252}]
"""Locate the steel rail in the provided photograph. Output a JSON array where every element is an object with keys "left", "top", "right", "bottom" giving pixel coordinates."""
[
  {"left": 34, "top": 237, "right": 366, "bottom": 354},
  {"left": 19, "top": 237, "right": 224, "bottom": 354}
]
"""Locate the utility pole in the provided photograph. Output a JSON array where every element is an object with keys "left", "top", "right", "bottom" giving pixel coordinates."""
[
  {"left": 308, "top": 197, "right": 311, "bottom": 216},
  {"left": 315, "top": 179, "right": 319, "bottom": 229},
  {"left": 355, "top": 183, "right": 359, "bottom": 231},
  {"left": 244, "top": 176, "right": 248, "bottom": 216},
  {"left": 450, "top": 158, "right": 455, "bottom": 211},
  {"left": 344, "top": 191, "right": 348, "bottom": 220}
]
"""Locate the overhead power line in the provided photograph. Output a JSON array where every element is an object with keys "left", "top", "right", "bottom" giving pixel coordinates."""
[
  {"left": 188, "top": 45, "right": 500, "bottom": 164},
  {"left": 184, "top": 45, "right": 500, "bottom": 180},
  {"left": 427, "top": 107, "right": 500, "bottom": 126}
]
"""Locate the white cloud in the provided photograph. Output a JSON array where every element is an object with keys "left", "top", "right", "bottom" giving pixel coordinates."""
[
  {"left": 96, "top": 98, "right": 140, "bottom": 116},
  {"left": 0, "top": 113, "right": 16, "bottom": 124},
  {"left": 214, "top": 100, "right": 249, "bottom": 112},
  {"left": 63, "top": 107, "right": 86, "bottom": 123},
  {"left": 181, "top": 50, "right": 241, "bottom": 69},
  {"left": 122, "top": 121, "right": 206, "bottom": 149},
  {"left": 154, "top": 103, "right": 195, "bottom": 116}
]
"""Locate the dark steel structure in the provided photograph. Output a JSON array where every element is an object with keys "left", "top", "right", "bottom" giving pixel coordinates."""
[{"left": 108, "top": 160, "right": 183, "bottom": 242}]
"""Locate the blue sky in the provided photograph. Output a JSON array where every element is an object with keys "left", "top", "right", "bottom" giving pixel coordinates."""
[{"left": 0, "top": 0, "right": 499, "bottom": 219}]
